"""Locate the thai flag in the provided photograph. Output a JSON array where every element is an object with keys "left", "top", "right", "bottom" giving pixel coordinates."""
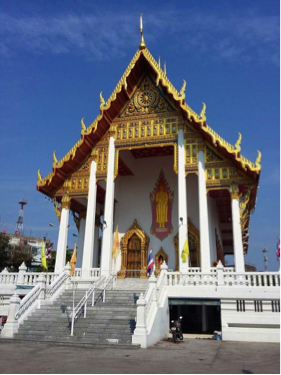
[
  {"left": 276, "top": 238, "right": 280, "bottom": 261},
  {"left": 147, "top": 249, "right": 154, "bottom": 276},
  {"left": 46, "top": 244, "right": 52, "bottom": 259}
]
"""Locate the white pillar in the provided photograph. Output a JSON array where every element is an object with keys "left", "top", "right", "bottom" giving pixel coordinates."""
[
  {"left": 82, "top": 158, "right": 98, "bottom": 277},
  {"left": 198, "top": 146, "right": 211, "bottom": 271},
  {"left": 178, "top": 126, "right": 189, "bottom": 271},
  {"left": 76, "top": 216, "right": 86, "bottom": 268},
  {"left": 55, "top": 193, "right": 70, "bottom": 274},
  {"left": 1, "top": 293, "right": 21, "bottom": 338},
  {"left": 231, "top": 188, "right": 245, "bottom": 272},
  {"left": 101, "top": 131, "right": 116, "bottom": 276}
]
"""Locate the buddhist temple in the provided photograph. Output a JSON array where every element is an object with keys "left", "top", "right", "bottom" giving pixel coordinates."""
[{"left": 36, "top": 17, "right": 261, "bottom": 280}]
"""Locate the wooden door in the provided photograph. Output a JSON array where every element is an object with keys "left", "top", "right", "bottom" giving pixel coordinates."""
[{"left": 127, "top": 234, "right": 141, "bottom": 277}]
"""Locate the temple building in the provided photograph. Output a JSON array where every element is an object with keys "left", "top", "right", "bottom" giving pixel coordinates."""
[
  {"left": 36, "top": 24, "right": 261, "bottom": 280},
  {"left": 1, "top": 18, "right": 279, "bottom": 347}
]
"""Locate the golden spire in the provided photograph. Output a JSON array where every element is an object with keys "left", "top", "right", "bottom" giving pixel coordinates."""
[
  {"left": 164, "top": 61, "right": 167, "bottom": 74},
  {"left": 99, "top": 91, "right": 105, "bottom": 110},
  {"left": 200, "top": 102, "right": 206, "bottom": 121},
  {"left": 158, "top": 56, "right": 161, "bottom": 68},
  {"left": 139, "top": 13, "right": 146, "bottom": 50},
  {"left": 81, "top": 117, "right": 86, "bottom": 134}
]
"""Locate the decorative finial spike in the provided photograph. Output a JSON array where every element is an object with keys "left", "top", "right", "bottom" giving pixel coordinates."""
[
  {"left": 53, "top": 150, "right": 58, "bottom": 164},
  {"left": 81, "top": 117, "right": 86, "bottom": 134},
  {"left": 180, "top": 80, "right": 186, "bottom": 100},
  {"left": 235, "top": 132, "right": 242, "bottom": 152},
  {"left": 164, "top": 61, "right": 166, "bottom": 74},
  {"left": 255, "top": 150, "right": 262, "bottom": 168},
  {"left": 99, "top": 91, "right": 105, "bottom": 110},
  {"left": 37, "top": 169, "right": 42, "bottom": 183},
  {"left": 158, "top": 56, "right": 161, "bottom": 68},
  {"left": 200, "top": 102, "right": 206, "bottom": 121},
  {"left": 139, "top": 13, "right": 146, "bottom": 50}
]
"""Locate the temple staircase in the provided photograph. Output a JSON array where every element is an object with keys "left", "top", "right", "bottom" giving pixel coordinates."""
[{"left": 10, "top": 278, "right": 148, "bottom": 348}]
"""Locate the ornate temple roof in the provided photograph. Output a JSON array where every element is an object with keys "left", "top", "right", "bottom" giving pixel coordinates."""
[{"left": 37, "top": 46, "right": 261, "bottom": 194}]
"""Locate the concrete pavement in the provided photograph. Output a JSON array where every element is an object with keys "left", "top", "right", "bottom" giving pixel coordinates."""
[{"left": 0, "top": 338, "right": 279, "bottom": 374}]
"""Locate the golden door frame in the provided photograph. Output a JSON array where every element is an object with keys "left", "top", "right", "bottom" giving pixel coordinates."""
[
  {"left": 174, "top": 218, "right": 200, "bottom": 271},
  {"left": 155, "top": 247, "right": 168, "bottom": 276},
  {"left": 118, "top": 219, "right": 150, "bottom": 279}
]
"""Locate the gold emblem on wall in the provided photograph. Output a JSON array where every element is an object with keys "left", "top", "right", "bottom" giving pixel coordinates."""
[{"left": 120, "top": 75, "right": 174, "bottom": 118}]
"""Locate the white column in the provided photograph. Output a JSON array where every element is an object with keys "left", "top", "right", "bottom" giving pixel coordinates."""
[
  {"left": 178, "top": 126, "right": 189, "bottom": 271},
  {"left": 55, "top": 193, "right": 70, "bottom": 274},
  {"left": 198, "top": 147, "right": 211, "bottom": 272},
  {"left": 76, "top": 216, "right": 86, "bottom": 268},
  {"left": 231, "top": 189, "right": 245, "bottom": 272},
  {"left": 101, "top": 132, "right": 116, "bottom": 276},
  {"left": 82, "top": 159, "right": 98, "bottom": 277}
]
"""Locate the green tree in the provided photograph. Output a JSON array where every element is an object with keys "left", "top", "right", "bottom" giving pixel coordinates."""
[
  {"left": 0, "top": 233, "right": 11, "bottom": 271},
  {"left": 7, "top": 245, "right": 34, "bottom": 272},
  {"left": 34, "top": 248, "right": 73, "bottom": 272}
]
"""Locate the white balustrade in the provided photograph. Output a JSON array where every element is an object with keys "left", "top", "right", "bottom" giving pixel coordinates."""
[
  {"left": 73, "top": 268, "right": 100, "bottom": 279},
  {"left": 15, "top": 284, "right": 41, "bottom": 321},
  {"left": 0, "top": 272, "right": 18, "bottom": 285}
]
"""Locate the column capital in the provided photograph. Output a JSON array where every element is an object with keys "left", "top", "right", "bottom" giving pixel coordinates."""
[
  {"left": 197, "top": 142, "right": 205, "bottom": 153},
  {"left": 61, "top": 192, "right": 71, "bottom": 210},
  {"left": 229, "top": 182, "right": 239, "bottom": 200},
  {"left": 91, "top": 149, "right": 99, "bottom": 162},
  {"left": 109, "top": 125, "right": 117, "bottom": 138}
]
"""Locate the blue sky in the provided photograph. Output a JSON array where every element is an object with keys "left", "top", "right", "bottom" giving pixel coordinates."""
[{"left": 0, "top": 0, "right": 279, "bottom": 271}]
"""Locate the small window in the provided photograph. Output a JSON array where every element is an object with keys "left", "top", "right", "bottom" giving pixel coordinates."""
[
  {"left": 215, "top": 169, "right": 220, "bottom": 179},
  {"left": 236, "top": 300, "right": 245, "bottom": 312},
  {"left": 207, "top": 170, "right": 212, "bottom": 180}
]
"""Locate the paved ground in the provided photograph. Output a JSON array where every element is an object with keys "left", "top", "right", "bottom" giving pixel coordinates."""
[{"left": 0, "top": 338, "right": 279, "bottom": 374}]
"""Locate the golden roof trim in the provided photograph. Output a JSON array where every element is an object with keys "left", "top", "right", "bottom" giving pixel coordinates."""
[{"left": 37, "top": 46, "right": 261, "bottom": 190}]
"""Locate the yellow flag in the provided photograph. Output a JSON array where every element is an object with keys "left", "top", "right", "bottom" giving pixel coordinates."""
[
  {"left": 112, "top": 226, "right": 120, "bottom": 260},
  {"left": 181, "top": 238, "right": 189, "bottom": 263},
  {"left": 70, "top": 243, "right": 77, "bottom": 276},
  {"left": 41, "top": 242, "right": 47, "bottom": 270}
]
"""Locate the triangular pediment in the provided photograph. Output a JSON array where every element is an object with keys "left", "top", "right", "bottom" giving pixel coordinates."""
[{"left": 119, "top": 74, "right": 175, "bottom": 118}]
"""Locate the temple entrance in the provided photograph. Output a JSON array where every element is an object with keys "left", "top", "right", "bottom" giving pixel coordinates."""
[
  {"left": 169, "top": 299, "right": 221, "bottom": 334},
  {"left": 118, "top": 219, "right": 150, "bottom": 279},
  {"left": 126, "top": 234, "right": 142, "bottom": 277}
]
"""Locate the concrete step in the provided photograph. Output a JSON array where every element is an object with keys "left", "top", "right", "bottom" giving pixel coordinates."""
[{"left": 13, "top": 334, "right": 133, "bottom": 344}]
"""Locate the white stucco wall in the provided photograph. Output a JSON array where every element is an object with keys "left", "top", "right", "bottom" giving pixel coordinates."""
[{"left": 110, "top": 151, "right": 219, "bottom": 271}]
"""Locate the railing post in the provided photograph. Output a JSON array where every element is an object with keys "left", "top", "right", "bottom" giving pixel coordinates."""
[
  {"left": 1, "top": 293, "right": 21, "bottom": 338},
  {"left": 134, "top": 293, "right": 147, "bottom": 335},
  {"left": 64, "top": 262, "right": 71, "bottom": 288},
  {"left": 216, "top": 260, "right": 224, "bottom": 287},
  {"left": 149, "top": 272, "right": 157, "bottom": 303},
  {"left": 160, "top": 261, "right": 168, "bottom": 285},
  {"left": 17, "top": 262, "right": 27, "bottom": 285},
  {"left": 36, "top": 274, "right": 46, "bottom": 306}
]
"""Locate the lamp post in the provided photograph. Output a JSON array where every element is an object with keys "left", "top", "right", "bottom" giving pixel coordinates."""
[{"left": 262, "top": 247, "right": 268, "bottom": 271}]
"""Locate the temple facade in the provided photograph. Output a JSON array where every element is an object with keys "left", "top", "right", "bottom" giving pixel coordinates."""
[
  {"left": 1, "top": 22, "right": 279, "bottom": 347},
  {"left": 37, "top": 36, "right": 261, "bottom": 279}
]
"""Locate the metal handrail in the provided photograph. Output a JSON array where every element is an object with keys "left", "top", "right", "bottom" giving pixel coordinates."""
[{"left": 70, "top": 273, "right": 116, "bottom": 336}]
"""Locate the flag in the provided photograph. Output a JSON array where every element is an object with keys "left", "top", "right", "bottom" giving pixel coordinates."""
[
  {"left": 181, "top": 238, "right": 189, "bottom": 263},
  {"left": 147, "top": 249, "right": 154, "bottom": 276},
  {"left": 276, "top": 238, "right": 280, "bottom": 261},
  {"left": 41, "top": 242, "right": 47, "bottom": 270},
  {"left": 70, "top": 242, "right": 77, "bottom": 276},
  {"left": 46, "top": 244, "right": 52, "bottom": 259},
  {"left": 112, "top": 226, "right": 120, "bottom": 260}
]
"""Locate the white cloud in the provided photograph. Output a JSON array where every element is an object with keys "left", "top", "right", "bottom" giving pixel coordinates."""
[{"left": 0, "top": 10, "right": 279, "bottom": 65}]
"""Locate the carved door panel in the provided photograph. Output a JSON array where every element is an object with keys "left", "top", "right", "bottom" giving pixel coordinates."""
[{"left": 127, "top": 234, "right": 141, "bottom": 277}]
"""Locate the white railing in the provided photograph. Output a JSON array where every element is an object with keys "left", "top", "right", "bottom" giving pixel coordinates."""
[
  {"left": 21, "top": 273, "right": 58, "bottom": 286},
  {"left": 73, "top": 268, "right": 100, "bottom": 279},
  {"left": 15, "top": 284, "right": 41, "bottom": 322},
  {"left": 166, "top": 272, "right": 217, "bottom": 286},
  {"left": 0, "top": 272, "right": 18, "bottom": 285},
  {"left": 46, "top": 271, "right": 69, "bottom": 297},
  {"left": 223, "top": 272, "right": 280, "bottom": 287},
  {"left": 70, "top": 273, "right": 114, "bottom": 336}
]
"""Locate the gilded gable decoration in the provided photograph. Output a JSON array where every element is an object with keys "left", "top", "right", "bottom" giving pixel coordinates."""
[
  {"left": 206, "top": 147, "right": 223, "bottom": 163},
  {"left": 120, "top": 75, "right": 174, "bottom": 118}
]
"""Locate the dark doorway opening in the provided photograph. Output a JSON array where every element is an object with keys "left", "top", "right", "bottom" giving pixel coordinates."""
[{"left": 169, "top": 299, "right": 221, "bottom": 334}]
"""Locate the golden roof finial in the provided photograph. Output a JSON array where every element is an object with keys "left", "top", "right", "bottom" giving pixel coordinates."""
[
  {"left": 53, "top": 150, "right": 58, "bottom": 165},
  {"left": 37, "top": 169, "right": 42, "bottom": 183},
  {"left": 234, "top": 132, "right": 242, "bottom": 152},
  {"left": 99, "top": 91, "right": 105, "bottom": 110},
  {"left": 139, "top": 13, "right": 146, "bottom": 50},
  {"left": 158, "top": 56, "right": 161, "bottom": 68},
  {"left": 200, "top": 102, "right": 206, "bottom": 121},
  {"left": 255, "top": 150, "right": 262, "bottom": 168},
  {"left": 81, "top": 117, "right": 86, "bottom": 134},
  {"left": 180, "top": 80, "right": 186, "bottom": 99},
  {"left": 164, "top": 61, "right": 167, "bottom": 75}
]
